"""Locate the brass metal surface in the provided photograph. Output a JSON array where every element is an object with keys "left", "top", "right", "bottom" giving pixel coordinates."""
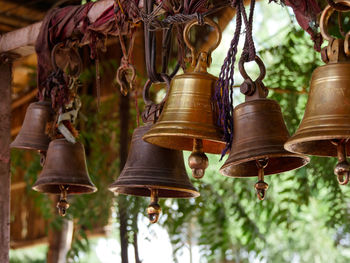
[
  {"left": 220, "top": 99, "right": 309, "bottom": 177},
  {"left": 285, "top": 62, "right": 350, "bottom": 156},
  {"left": 143, "top": 18, "right": 225, "bottom": 154},
  {"left": 143, "top": 72, "right": 225, "bottom": 154},
  {"left": 11, "top": 101, "right": 52, "bottom": 152},
  {"left": 109, "top": 124, "right": 199, "bottom": 198},
  {"left": 32, "top": 138, "right": 97, "bottom": 194}
]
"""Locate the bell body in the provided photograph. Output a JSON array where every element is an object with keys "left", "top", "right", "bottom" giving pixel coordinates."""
[
  {"left": 109, "top": 124, "right": 199, "bottom": 198},
  {"left": 33, "top": 138, "right": 97, "bottom": 194},
  {"left": 285, "top": 62, "right": 350, "bottom": 156},
  {"left": 143, "top": 72, "right": 225, "bottom": 154},
  {"left": 11, "top": 101, "right": 52, "bottom": 152},
  {"left": 220, "top": 99, "right": 309, "bottom": 177}
]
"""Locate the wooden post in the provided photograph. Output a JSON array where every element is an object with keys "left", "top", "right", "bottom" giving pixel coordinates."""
[
  {"left": 0, "top": 54, "right": 13, "bottom": 263},
  {"left": 118, "top": 93, "right": 130, "bottom": 263}
]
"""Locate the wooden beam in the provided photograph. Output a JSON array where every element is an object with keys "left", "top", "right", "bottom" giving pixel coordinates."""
[
  {"left": 11, "top": 89, "right": 36, "bottom": 110},
  {"left": 0, "top": 56, "right": 12, "bottom": 263},
  {"left": 0, "top": 0, "right": 115, "bottom": 57}
]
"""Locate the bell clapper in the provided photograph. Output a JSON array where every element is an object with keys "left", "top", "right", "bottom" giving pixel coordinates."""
[
  {"left": 57, "top": 185, "right": 70, "bottom": 217},
  {"left": 188, "top": 139, "right": 209, "bottom": 179},
  {"left": 332, "top": 140, "right": 350, "bottom": 185},
  {"left": 39, "top": 150, "right": 46, "bottom": 167},
  {"left": 147, "top": 189, "right": 161, "bottom": 224},
  {"left": 255, "top": 158, "right": 269, "bottom": 201}
]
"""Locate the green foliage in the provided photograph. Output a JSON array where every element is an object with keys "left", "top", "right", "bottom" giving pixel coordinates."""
[{"left": 160, "top": 27, "right": 350, "bottom": 263}]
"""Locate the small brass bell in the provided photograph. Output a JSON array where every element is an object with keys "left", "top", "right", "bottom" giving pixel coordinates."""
[
  {"left": 285, "top": 2, "right": 350, "bottom": 185},
  {"left": 11, "top": 101, "right": 52, "bottom": 152},
  {"left": 220, "top": 57, "right": 309, "bottom": 200},
  {"left": 33, "top": 138, "right": 97, "bottom": 216},
  {"left": 143, "top": 18, "right": 225, "bottom": 179},
  {"left": 109, "top": 123, "right": 199, "bottom": 223}
]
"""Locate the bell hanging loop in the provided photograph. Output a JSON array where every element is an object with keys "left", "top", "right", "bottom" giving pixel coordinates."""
[
  {"left": 320, "top": 1, "right": 350, "bottom": 43},
  {"left": 238, "top": 56, "right": 268, "bottom": 100},
  {"left": 183, "top": 18, "right": 221, "bottom": 69}
]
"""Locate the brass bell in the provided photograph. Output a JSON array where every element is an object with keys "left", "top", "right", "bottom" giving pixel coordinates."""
[
  {"left": 285, "top": 2, "right": 350, "bottom": 185},
  {"left": 220, "top": 57, "right": 309, "bottom": 200},
  {"left": 33, "top": 138, "right": 97, "bottom": 216},
  {"left": 143, "top": 18, "right": 225, "bottom": 178},
  {"left": 108, "top": 123, "right": 199, "bottom": 224},
  {"left": 11, "top": 101, "right": 52, "bottom": 152}
]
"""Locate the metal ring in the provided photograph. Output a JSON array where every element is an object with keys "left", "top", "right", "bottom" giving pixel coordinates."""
[
  {"left": 142, "top": 74, "right": 171, "bottom": 106},
  {"left": 328, "top": 0, "right": 350, "bottom": 11},
  {"left": 116, "top": 64, "right": 136, "bottom": 94},
  {"left": 239, "top": 56, "right": 266, "bottom": 82},
  {"left": 51, "top": 43, "right": 83, "bottom": 78},
  {"left": 183, "top": 17, "right": 221, "bottom": 63},
  {"left": 320, "top": 1, "right": 350, "bottom": 41}
]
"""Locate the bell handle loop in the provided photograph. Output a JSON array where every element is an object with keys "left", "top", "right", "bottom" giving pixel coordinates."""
[
  {"left": 239, "top": 56, "right": 266, "bottom": 83},
  {"left": 51, "top": 42, "right": 83, "bottom": 78},
  {"left": 116, "top": 63, "right": 136, "bottom": 96},
  {"left": 320, "top": 1, "right": 350, "bottom": 42},
  {"left": 183, "top": 18, "right": 221, "bottom": 68},
  {"left": 51, "top": 42, "right": 64, "bottom": 72},
  {"left": 142, "top": 74, "right": 171, "bottom": 106},
  {"left": 345, "top": 31, "right": 350, "bottom": 56}
]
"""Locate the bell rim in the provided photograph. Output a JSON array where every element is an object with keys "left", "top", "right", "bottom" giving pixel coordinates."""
[
  {"left": 220, "top": 152, "right": 309, "bottom": 178},
  {"left": 173, "top": 71, "right": 218, "bottom": 81},
  {"left": 10, "top": 141, "right": 49, "bottom": 152},
  {"left": 285, "top": 132, "right": 350, "bottom": 156},
  {"left": 32, "top": 182, "right": 97, "bottom": 194},
  {"left": 108, "top": 184, "right": 200, "bottom": 198},
  {"left": 143, "top": 133, "right": 225, "bottom": 154}
]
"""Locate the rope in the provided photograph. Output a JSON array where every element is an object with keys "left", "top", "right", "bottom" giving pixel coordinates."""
[{"left": 215, "top": 0, "right": 256, "bottom": 156}]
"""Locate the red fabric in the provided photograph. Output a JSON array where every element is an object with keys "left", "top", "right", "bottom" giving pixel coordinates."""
[
  {"left": 35, "top": 0, "right": 140, "bottom": 100},
  {"left": 285, "top": 0, "right": 322, "bottom": 51}
]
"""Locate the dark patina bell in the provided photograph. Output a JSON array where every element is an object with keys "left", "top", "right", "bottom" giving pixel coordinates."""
[
  {"left": 33, "top": 138, "right": 97, "bottom": 216},
  {"left": 220, "top": 57, "right": 309, "bottom": 200},
  {"left": 11, "top": 101, "right": 52, "bottom": 152},
  {"left": 285, "top": 2, "right": 350, "bottom": 185},
  {"left": 109, "top": 123, "right": 199, "bottom": 223},
  {"left": 143, "top": 18, "right": 225, "bottom": 178}
]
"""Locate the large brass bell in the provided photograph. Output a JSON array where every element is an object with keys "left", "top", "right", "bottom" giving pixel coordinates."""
[
  {"left": 109, "top": 102, "right": 199, "bottom": 224},
  {"left": 285, "top": 1, "right": 350, "bottom": 185},
  {"left": 11, "top": 101, "right": 52, "bottom": 152},
  {"left": 143, "top": 18, "right": 225, "bottom": 179},
  {"left": 33, "top": 138, "right": 97, "bottom": 216},
  {"left": 220, "top": 57, "right": 309, "bottom": 200}
]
